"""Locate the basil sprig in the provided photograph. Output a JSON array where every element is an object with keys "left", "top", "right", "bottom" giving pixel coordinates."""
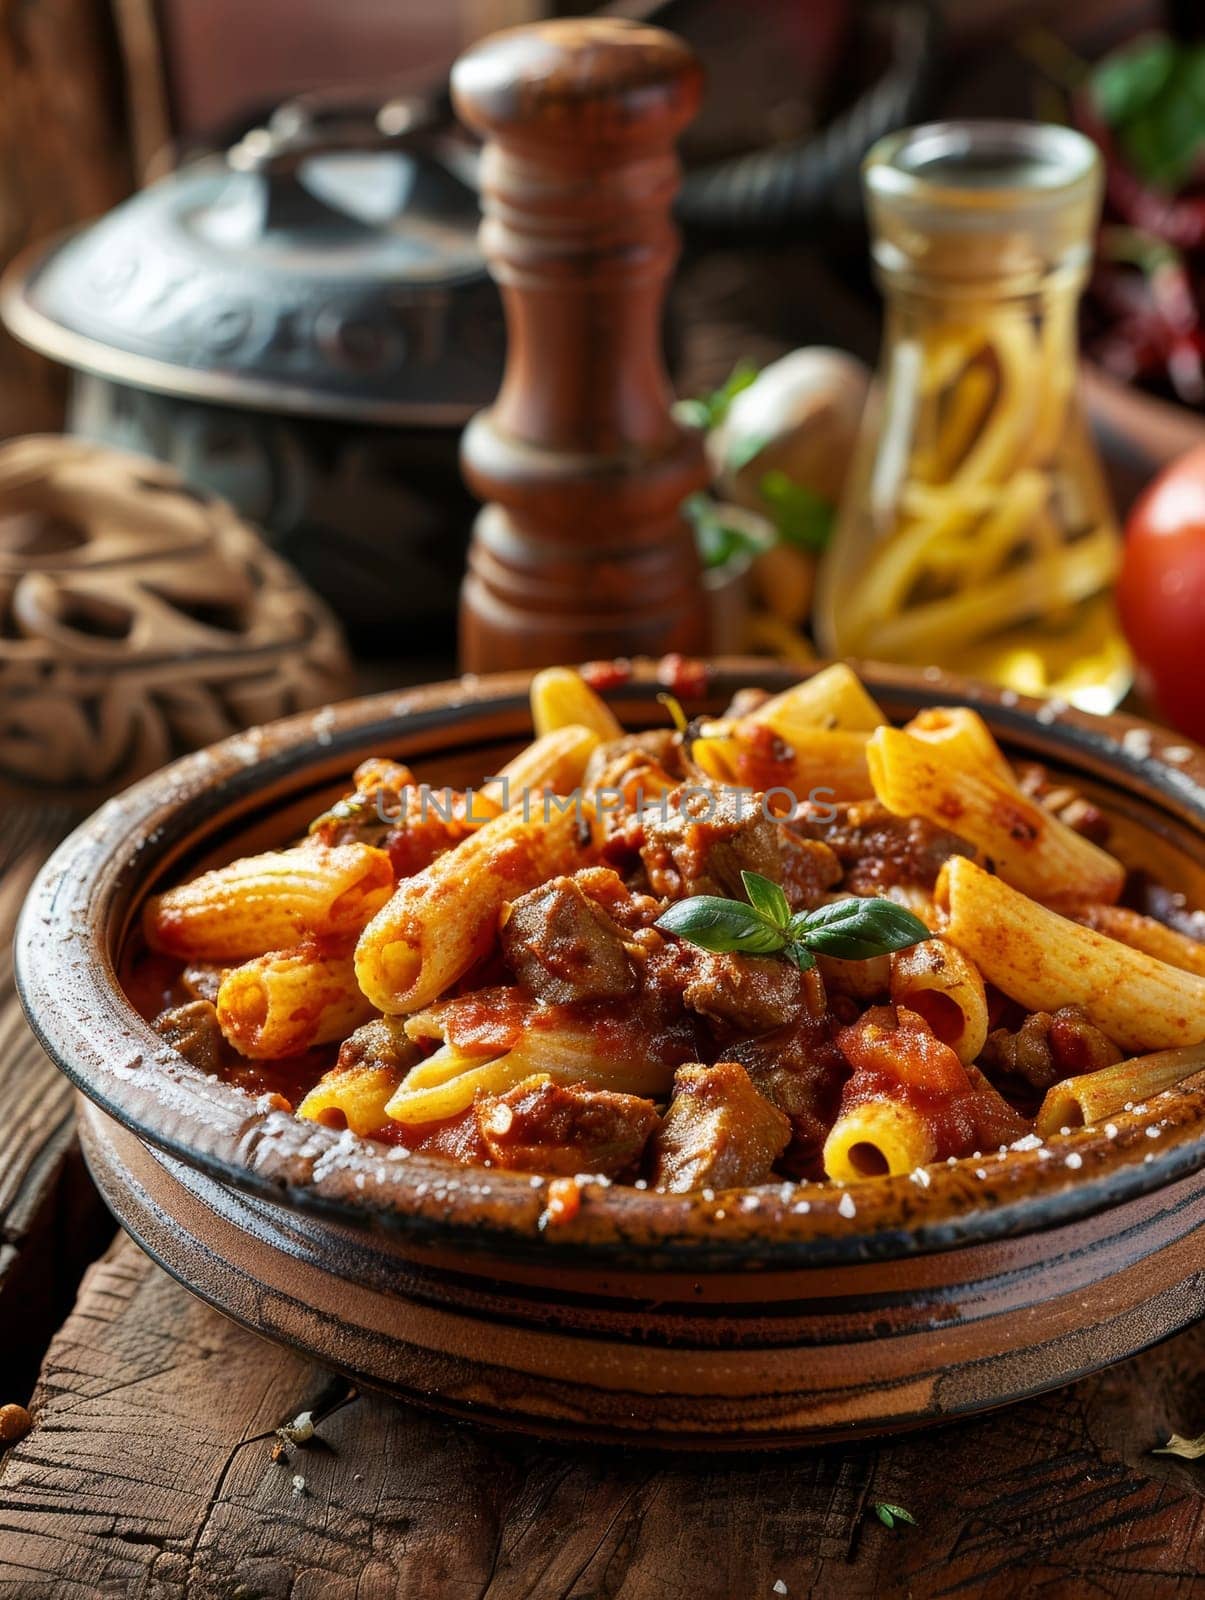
[{"left": 655, "top": 870, "right": 929, "bottom": 972}]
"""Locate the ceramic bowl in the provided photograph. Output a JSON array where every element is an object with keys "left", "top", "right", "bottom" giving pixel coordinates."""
[{"left": 16, "top": 659, "right": 1205, "bottom": 1448}]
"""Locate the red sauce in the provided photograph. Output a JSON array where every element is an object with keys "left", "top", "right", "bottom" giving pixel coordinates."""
[{"left": 733, "top": 722, "right": 800, "bottom": 800}]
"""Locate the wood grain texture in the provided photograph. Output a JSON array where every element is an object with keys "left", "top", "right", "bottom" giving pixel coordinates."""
[
  {"left": 0, "top": 810, "right": 113, "bottom": 1400},
  {"left": 0, "top": 1232, "right": 1200, "bottom": 1598},
  {"left": 0, "top": 0, "right": 131, "bottom": 434}
]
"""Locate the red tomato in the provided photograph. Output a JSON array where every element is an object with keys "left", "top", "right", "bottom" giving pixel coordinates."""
[{"left": 1118, "top": 443, "right": 1205, "bottom": 740}]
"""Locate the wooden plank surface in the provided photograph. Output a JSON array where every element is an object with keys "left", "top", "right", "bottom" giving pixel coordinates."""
[
  {"left": 0, "top": 1231, "right": 1200, "bottom": 1599},
  {"left": 0, "top": 810, "right": 114, "bottom": 1400}
]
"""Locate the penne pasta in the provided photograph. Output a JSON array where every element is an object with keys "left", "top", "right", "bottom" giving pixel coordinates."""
[
  {"left": 385, "top": 1014, "right": 676, "bottom": 1125},
  {"left": 747, "top": 662, "right": 886, "bottom": 737},
  {"left": 355, "top": 802, "right": 595, "bottom": 1015},
  {"left": 868, "top": 725, "right": 1124, "bottom": 904},
  {"left": 529, "top": 667, "right": 624, "bottom": 741},
  {"left": 144, "top": 839, "right": 394, "bottom": 962},
  {"left": 940, "top": 856, "right": 1205, "bottom": 1052},
  {"left": 478, "top": 725, "right": 600, "bottom": 814},
  {"left": 901, "top": 706, "right": 1014, "bottom": 782},
  {"left": 297, "top": 1061, "right": 406, "bottom": 1135},
  {"left": 135, "top": 659, "right": 1205, "bottom": 1204},
  {"left": 889, "top": 938, "right": 988, "bottom": 1064},
  {"left": 1069, "top": 903, "right": 1205, "bottom": 978},
  {"left": 1036, "top": 1047, "right": 1205, "bottom": 1134},
  {"left": 823, "top": 1097, "right": 935, "bottom": 1180},
  {"left": 691, "top": 719, "right": 873, "bottom": 801},
  {"left": 882, "top": 883, "right": 943, "bottom": 933},
  {"left": 216, "top": 939, "right": 374, "bottom": 1058}
]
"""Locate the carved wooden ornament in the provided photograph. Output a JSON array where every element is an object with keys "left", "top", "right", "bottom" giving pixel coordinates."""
[{"left": 0, "top": 436, "right": 351, "bottom": 794}]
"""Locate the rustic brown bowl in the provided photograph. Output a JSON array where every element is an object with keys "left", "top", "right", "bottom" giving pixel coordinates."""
[{"left": 16, "top": 660, "right": 1205, "bottom": 1448}]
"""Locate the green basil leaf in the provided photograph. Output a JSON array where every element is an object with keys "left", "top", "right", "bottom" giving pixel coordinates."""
[
  {"left": 740, "top": 870, "right": 791, "bottom": 930},
  {"left": 793, "top": 897, "right": 930, "bottom": 960},
  {"left": 682, "top": 493, "right": 773, "bottom": 571},
  {"left": 656, "top": 896, "right": 786, "bottom": 956},
  {"left": 784, "top": 940, "right": 817, "bottom": 973},
  {"left": 1091, "top": 34, "right": 1176, "bottom": 128},
  {"left": 673, "top": 360, "right": 760, "bottom": 432},
  {"left": 758, "top": 470, "right": 835, "bottom": 554}
]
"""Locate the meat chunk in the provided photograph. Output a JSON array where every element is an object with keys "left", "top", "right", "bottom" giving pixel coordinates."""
[
  {"left": 641, "top": 784, "right": 837, "bottom": 910},
  {"left": 501, "top": 876, "right": 637, "bottom": 1004},
  {"left": 1014, "top": 763, "right": 1111, "bottom": 846},
  {"left": 584, "top": 729, "right": 683, "bottom": 791},
  {"left": 979, "top": 1005, "right": 1122, "bottom": 1094},
  {"left": 680, "top": 952, "right": 804, "bottom": 1034},
  {"left": 337, "top": 1014, "right": 422, "bottom": 1077},
  {"left": 153, "top": 999, "right": 229, "bottom": 1073},
  {"left": 727, "top": 1002, "right": 847, "bottom": 1179},
  {"left": 791, "top": 798, "right": 973, "bottom": 893},
  {"left": 649, "top": 1061, "right": 790, "bottom": 1193},
  {"left": 475, "top": 1078, "right": 658, "bottom": 1178}
]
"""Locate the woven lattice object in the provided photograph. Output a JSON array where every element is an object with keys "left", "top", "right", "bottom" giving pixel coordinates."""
[{"left": 0, "top": 436, "right": 352, "bottom": 795}]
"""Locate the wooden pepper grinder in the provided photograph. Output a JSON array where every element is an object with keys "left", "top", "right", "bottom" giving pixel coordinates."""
[{"left": 452, "top": 18, "right": 709, "bottom": 671}]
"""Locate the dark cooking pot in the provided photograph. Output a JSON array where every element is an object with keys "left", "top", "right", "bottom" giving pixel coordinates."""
[{"left": 0, "top": 92, "right": 505, "bottom": 646}]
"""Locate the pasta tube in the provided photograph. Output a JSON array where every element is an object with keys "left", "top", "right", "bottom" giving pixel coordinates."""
[
  {"left": 823, "top": 1098, "right": 936, "bottom": 1181},
  {"left": 385, "top": 1013, "right": 674, "bottom": 1125},
  {"left": 691, "top": 720, "right": 873, "bottom": 801},
  {"left": 1070, "top": 904, "right": 1205, "bottom": 978},
  {"left": 868, "top": 726, "right": 1124, "bottom": 905},
  {"left": 901, "top": 706, "right": 1014, "bottom": 782},
  {"left": 479, "top": 726, "right": 600, "bottom": 813},
  {"left": 530, "top": 667, "right": 623, "bottom": 740},
  {"left": 747, "top": 663, "right": 886, "bottom": 737},
  {"left": 889, "top": 938, "right": 988, "bottom": 1065},
  {"left": 1036, "top": 1047, "right": 1205, "bottom": 1134},
  {"left": 144, "top": 840, "right": 394, "bottom": 962},
  {"left": 298, "top": 1062, "right": 405, "bottom": 1135},
  {"left": 356, "top": 803, "right": 594, "bottom": 1014},
  {"left": 216, "top": 939, "right": 374, "bottom": 1058},
  {"left": 940, "top": 857, "right": 1205, "bottom": 1052}
]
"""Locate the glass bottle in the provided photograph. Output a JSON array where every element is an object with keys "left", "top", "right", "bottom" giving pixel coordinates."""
[{"left": 816, "top": 121, "right": 1131, "bottom": 711}]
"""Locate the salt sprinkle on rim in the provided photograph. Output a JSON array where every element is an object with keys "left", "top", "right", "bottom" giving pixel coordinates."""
[
  {"left": 837, "top": 1192, "right": 857, "bottom": 1219},
  {"left": 1064, "top": 1151, "right": 1083, "bottom": 1170},
  {"left": 1010, "top": 1132, "right": 1044, "bottom": 1152}
]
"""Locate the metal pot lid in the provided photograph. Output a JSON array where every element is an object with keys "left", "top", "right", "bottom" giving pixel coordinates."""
[{"left": 0, "top": 94, "right": 504, "bottom": 425}]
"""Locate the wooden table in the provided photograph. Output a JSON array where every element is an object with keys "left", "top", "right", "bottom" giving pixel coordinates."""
[{"left": 0, "top": 815, "right": 1202, "bottom": 1600}]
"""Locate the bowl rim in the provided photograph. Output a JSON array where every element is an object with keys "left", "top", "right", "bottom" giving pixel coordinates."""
[{"left": 16, "top": 656, "right": 1205, "bottom": 1269}]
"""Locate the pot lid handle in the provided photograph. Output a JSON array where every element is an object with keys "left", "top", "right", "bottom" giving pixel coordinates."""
[{"left": 227, "top": 87, "right": 454, "bottom": 232}]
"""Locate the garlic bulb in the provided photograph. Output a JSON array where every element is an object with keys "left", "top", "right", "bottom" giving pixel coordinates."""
[{"left": 710, "top": 347, "right": 871, "bottom": 510}]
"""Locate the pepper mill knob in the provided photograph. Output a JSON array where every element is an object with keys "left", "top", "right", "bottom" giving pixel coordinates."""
[{"left": 453, "top": 18, "right": 709, "bottom": 671}]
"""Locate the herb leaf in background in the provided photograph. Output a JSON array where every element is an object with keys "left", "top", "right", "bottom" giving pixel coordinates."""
[
  {"left": 682, "top": 493, "right": 774, "bottom": 571},
  {"left": 674, "top": 361, "right": 760, "bottom": 432},
  {"left": 759, "top": 469, "right": 836, "bottom": 554},
  {"left": 1091, "top": 34, "right": 1176, "bottom": 126},
  {"left": 656, "top": 872, "right": 929, "bottom": 972},
  {"left": 1091, "top": 34, "right": 1205, "bottom": 191},
  {"left": 873, "top": 1503, "right": 917, "bottom": 1530}
]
